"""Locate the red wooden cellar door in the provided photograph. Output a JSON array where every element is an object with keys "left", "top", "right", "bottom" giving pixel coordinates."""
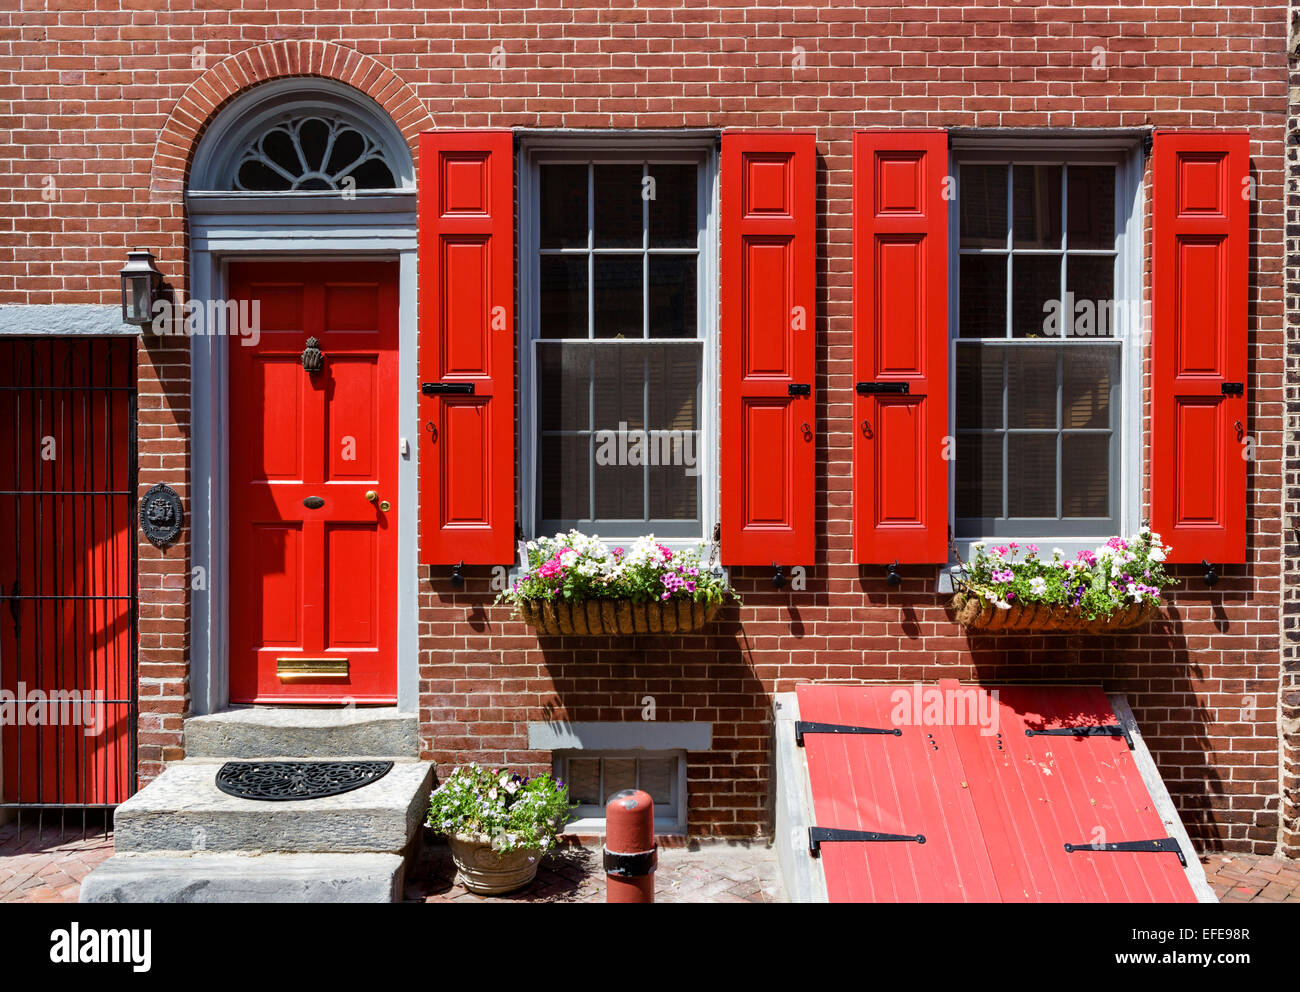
[
  {"left": 227, "top": 261, "right": 400, "bottom": 704},
  {"left": 797, "top": 682, "right": 1199, "bottom": 903}
]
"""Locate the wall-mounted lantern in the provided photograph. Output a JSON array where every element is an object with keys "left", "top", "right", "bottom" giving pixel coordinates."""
[{"left": 119, "top": 248, "right": 163, "bottom": 326}]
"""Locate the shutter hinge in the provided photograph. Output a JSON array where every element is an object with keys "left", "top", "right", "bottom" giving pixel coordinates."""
[
  {"left": 795, "top": 721, "right": 901, "bottom": 747},
  {"left": 1064, "top": 836, "right": 1186, "bottom": 868},
  {"left": 1025, "top": 724, "right": 1133, "bottom": 750},
  {"left": 1142, "top": 132, "right": 1154, "bottom": 156},
  {"left": 810, "top": 827, "right": 926, "bottom": 856}
]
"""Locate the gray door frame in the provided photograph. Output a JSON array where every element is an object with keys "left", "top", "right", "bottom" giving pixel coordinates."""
[{"left": 187, "top": 193, "right": 420, "bottom": 714}]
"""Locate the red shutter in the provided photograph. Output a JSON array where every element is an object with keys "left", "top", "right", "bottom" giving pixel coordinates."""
[
  {"left": 852, "top": 130, "right": 949, "bottom": 564},
  {"left": 720, "top": 131, "right": 816, "bottom": 566},
  {"left": 1152, "top": 131, "right": 1249, "bottom": 565},
  {"left": 418, "top": 130, "right": 515, "bottom": 564}
]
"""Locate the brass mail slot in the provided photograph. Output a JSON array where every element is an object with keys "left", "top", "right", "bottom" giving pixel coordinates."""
[{"left": 276, "top": 657, "right": 349, "bottom": 681}]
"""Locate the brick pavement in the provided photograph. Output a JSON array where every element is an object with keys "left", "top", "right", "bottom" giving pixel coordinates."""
[
  {"left": 1200, "top": 853, "right": 1300, "bottom": 903},
  {"left": 405, "top": 836, "right": 786, "bottom": 904},
  {"left": 0, "top": 818, "right": 114, "bottom": 904}
]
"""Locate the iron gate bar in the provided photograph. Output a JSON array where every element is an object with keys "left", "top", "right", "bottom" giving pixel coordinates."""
[
  {"left": 1063, "top": 837, "right": 1187, "bottom": 868},
  {"left": 809, "top": 826, "right": 927, "bottom": 856},
  {"left": 0, "top": 338, "right": 138, "bottom": 840},
  {"left": 795, "top": 720, "right": 902, "bottom": 747},
  {"left": 1025, "top": 724, "right": 1134, "bottom": 749}
]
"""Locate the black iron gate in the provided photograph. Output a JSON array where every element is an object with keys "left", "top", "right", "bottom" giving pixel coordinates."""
[{"left": 0, "top": 336, "right": 138, "bottom": 835}]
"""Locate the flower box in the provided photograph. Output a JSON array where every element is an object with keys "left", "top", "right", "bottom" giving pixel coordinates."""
[
  {"left": 517, "top": 596, "right": 721, "bottom": 636},
  {"left": 499, "top": 531, "right": 734, "bottom": 636},
  {"left": 951, "top": 592, "right": 1158, "bottom": 633},
  {"left": 950, "top": 531, "right": 1172, "bottom": 635}
]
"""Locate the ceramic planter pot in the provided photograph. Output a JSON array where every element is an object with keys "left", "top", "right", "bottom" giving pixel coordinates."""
[
  {"left": 448, "top": 833, "right": 541, "bottom": 895},
  {"left": 516, "top": 597, "right": 721, "bottom": 636}
]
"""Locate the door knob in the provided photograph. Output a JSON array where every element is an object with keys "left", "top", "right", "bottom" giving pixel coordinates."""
[{"left": 364, "top": 490, "right": 378, "bottom": 503}]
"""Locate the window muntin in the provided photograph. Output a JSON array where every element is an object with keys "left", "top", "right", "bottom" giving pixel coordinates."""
[
  {"left": 530, "top": 155, "right": 708, "bottom": 539},
  {"left": 554, "top": 750, "right": 685, "bottom": 832},
  {"left": 231, "top": 113, "right": 398, "bottom": 192},
  {"left": 954, "top": 158, "right": 1126, "bottom": 540}
]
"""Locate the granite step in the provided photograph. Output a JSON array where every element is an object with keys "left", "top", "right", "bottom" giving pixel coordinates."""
[
  {"left": 184, "top": 706, "right": 418, "bottom": 759},
  {"left": 79, "top": 851, "right": 407, "bottom": 903},
  {"left": 111, "top": 759, "right": 433, "bottom": 855}
]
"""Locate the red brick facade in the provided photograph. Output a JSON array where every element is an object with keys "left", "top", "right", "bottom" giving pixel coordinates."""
[{"left": 1, "top": 2, "right": 1290, "bottom": 853}]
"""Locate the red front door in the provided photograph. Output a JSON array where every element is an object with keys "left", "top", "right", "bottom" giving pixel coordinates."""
[{"left": 228, "top": 261, "right": 399, "bottom": 704}]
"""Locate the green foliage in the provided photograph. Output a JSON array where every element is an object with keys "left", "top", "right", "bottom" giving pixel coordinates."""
[
  {"left": 496, "top": 531, "right": 734, "bottom": 607},
  {"left": 960, "top": 530, "right": 1174, "bottom": 620},
  {"left": 426, "top": 764, "right": 573, "bottom": 854}
]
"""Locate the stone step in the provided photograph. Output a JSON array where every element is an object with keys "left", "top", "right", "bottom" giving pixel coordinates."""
[
  {"left": 112, "top": 759, "right": 433, "bottom": 855},
  {"left": 79, "top": 852, "right": 407, "bottom": 903},
  {"left": 184, "top": 706, "right": 418, "bottom": 759}
]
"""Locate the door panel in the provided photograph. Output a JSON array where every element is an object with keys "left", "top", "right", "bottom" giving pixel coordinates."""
[{"left": 228, "top": 261, "right": 399, "bottom": 703}]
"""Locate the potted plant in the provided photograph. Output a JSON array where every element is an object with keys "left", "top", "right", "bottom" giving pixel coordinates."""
[
  {"left": 427, "top": 764, "right": 573, "bottom": 895},
  {"left": 497, "top": 530, "right": 736, "bottom": 636},
  {"left": 951, "top": 530, "right": 1174, "bottom": 633}
]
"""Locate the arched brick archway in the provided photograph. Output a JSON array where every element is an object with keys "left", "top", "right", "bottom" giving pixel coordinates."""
[{"left": 150, "top": 40, "right": 433, "bottom": 201}]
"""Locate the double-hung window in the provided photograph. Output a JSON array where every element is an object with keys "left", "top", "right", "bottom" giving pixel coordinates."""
[
  {"left": 522, "top": 144, "right": 716, "bottom": 542},
  {"left": 953, "top": 147, "right": 1140, "bottom": 548}
]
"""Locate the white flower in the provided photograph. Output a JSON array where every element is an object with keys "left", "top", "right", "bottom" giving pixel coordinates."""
[
  {"left": 1028, "top": 577, "right": 1047, "bottom": 597},
  {"left": 1052, "top": 548, "right": 1065, "bottom": 559},
  {"left": 1150, "top": 547, "right": 1166, "bottom": 562}
]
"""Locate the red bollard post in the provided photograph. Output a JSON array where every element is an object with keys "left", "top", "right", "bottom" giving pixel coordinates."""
[{"left": 604, "top": 789, "right": 656, "bottom": 903}]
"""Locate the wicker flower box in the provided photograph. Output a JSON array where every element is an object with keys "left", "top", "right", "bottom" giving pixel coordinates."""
[
  {"left": 517, "top": 597, "right": 721, "bottom": 636},
  {"left": 951, "top": 591, "right": 1158, "bottom": 634}
]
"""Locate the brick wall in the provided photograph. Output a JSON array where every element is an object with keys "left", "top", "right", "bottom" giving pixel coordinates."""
[{"left": 0, "top": 1, "right": 1289, "bottom": 852}]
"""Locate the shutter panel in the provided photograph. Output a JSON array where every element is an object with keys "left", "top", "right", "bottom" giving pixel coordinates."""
[
  {"left": 852, "top": 130, "right": 950, "bottom": 564},
  {"left": 1151, "top": 130, "right": 1249, "bottom": 565},
  {"left": 418, "top": 130, "right": 515, "bottom": 565},
  {"left": 720, "top": 131, "right": 816, "bottom": 567}
]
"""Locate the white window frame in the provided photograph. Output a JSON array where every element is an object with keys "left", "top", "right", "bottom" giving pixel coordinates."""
[
  {"left": 552, "top": 748, "right": 688, "bottom": 835},
  {"left": 517, "top": 132, "right": 720, "bottom": 552},
  {"left": 947, "top": 138, "right": 1145, "bottom": 561}
]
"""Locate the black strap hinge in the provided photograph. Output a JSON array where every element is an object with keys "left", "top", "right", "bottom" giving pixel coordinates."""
[
  {"left": 1025, "top": 724, "right": 1133, "bottom": 750},
  {"left": 809, "top": 827, "right": 926, "bottom": 856},
  {"left": 796, "top": 721, "right": 902, "bottom": 747},
  {"left": 1064, "top": 837, "right": 1187, "bottom": 868}
]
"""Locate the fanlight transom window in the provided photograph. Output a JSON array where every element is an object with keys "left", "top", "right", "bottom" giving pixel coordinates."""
[{"left": 231, "top": 113, "right": 398, "bottom": 192}]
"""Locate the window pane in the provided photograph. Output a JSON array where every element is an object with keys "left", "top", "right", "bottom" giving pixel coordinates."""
[
  {"left": 959, "top": 254, "right": 1007, "bottom": 338},
  {"left": 1062, "top": 434, "right": 1110, "bottom": 518},
  {"left": 1010, "top": 254, "right": 1060, "bottom": 339},
  {"left": 540, "top": 434, "right": 589, "bottom": 520},
  {"left": 956, "top": 347, "right": 1003, "bottom": 429},
  {"left": 1062, "top": 350, "right": 1114, "bottom": 429},
  {"left": 593, "top": 346, "right": 644, "bottom": 430},
  {"left": 1007, "top": 349, "right": 1057, "bottom": 429},
  {"left": 1067, "top": 165, "right": 1116, "bottom": 250},
  {"left": 594, "top": 460, "right": 644, "bottom": 520},
  {"left": 540, "top": 164, "right": 588, "bottom": 249},
  {"left": 594, "top": 164, "right": 644, "bottom": 248},
  {"left": 1013, "top": 165, "right": 1062, "bottom": 249},
  {"left": 649, "top": 462, "right": 698, "bottom": 521},
  {"left": 956, "top": 434, "right": 1002, "bottom": 519},
  {"left": 960, "top": 164, "right": 1008, "bottom": 248},
  {"left": 1007, "top": 434, "right": 1056, "bottom": 517},
  {"left": 566, "top": 758, "right": 600, "bottom": 806},
  {"left": 647, "top": 344, "right": 700, "bottom": 432},
  {"left": 638, "top": 758, "right": 676, "bottom": 806},
  {"left": 537, "top": 344, "right": 589, "bottom": 432},
  {"left": 593, "top": 255, "right": 642, "bottom": 339},
  {"left": 540, "top": 256, "right": 588, "bottom": 338},
  {"left": 603, "top": 759, "right": 637, "bottom": 803},
  {"left": 1065, "top": 255, "right": 1116, "bottom": 338},
  {"left": 649, "top": 164, "right": 698, "bottom": 248},
  {"left": 649, "top": 255, "right": 697, "bottom": 338}
]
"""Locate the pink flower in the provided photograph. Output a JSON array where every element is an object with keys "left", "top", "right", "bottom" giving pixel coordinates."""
[{"left": 1026, "top": 544, "right": 1039, "bottom": 554}]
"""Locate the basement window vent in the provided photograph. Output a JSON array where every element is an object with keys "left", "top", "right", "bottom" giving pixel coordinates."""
[{"left": 553, "top": 750, "right": 686, "bottom": 834}]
